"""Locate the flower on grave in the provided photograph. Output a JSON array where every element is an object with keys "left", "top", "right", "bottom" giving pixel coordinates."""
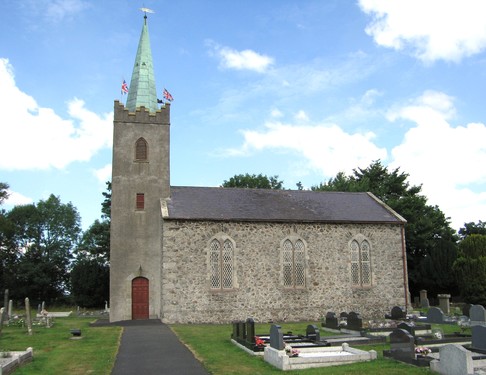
[
  {"left": 415, "top": 346, "right": 431, "bottom": 356},
  {"left": 433, "top": 331, "right": 443, "bottom": 339},
  {"left": 254, "top": 336, "right": 265, "bottom": 348},
  {"left": 284, "top": 344, "right": 300, "bottom": 357}
]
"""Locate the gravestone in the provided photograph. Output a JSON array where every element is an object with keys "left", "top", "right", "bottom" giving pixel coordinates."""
[
  {"left": 470, "top": 305, "right": 486, "bottom": 327},
  {"left": 413, "top": 296, "right": 420, "bottom": 307},
  {"left": 438, "top": 294, "right": 451, "bottom": 315},
  {"left": 246, "top": 318, "right": 255, "bottom": 344},
  {"left": 397, "top": 322, "right": 415, "bottom": 337},
  {"left": 462, "top": 303, "right": 473, "bottom": 317},
  {"left": 420, "top": 290, "right": 430, "bottom": 308},
  {"left": 8, "top": 299, "right": 12, "bottom": 320},
  {"left": 427, "top": 307, "right": 445, "bottom": 324},
  {"left": 232, "top": 321, "right": 239, "bottom": 340},
  {"left": 2, "top": 289, "right": 8, "bottom": 324},
  {"left": 25, "top": 297, "right": 33, "bottom": 336},
  {"left": 347, "top": 312, "right": 363, "bottom": 331},
  {"left": 238, "top": 321, "right": 246, "bottom": 341},
  {"left": 431, "top": 344, "right": 474, "bottom": 375},
  {"left": 306, "top": 325, "right": 320, "bottom": 342},
  {"left": 325, "top": 312, "right": 339, "bottom": 329},
  {"left": 389, "top": 328, "right": 415, "bottom": 360},
  {"left": 391, "top": 306, "right": 406, "bottom": 320},
  {"left": 472, "top": 325, "right": 486, "bottom": 350},
  {"left": 270, "top": 324, "right": 285, "bottom": 350}
]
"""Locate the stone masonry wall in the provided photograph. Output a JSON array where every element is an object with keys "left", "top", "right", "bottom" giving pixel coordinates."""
[{"left": 161, "top": 220, "right": 407, "bottom": 324}]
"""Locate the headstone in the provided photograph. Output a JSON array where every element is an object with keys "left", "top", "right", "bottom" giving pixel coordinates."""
[
  {"left": 470, "top": 305, "right": 486, "bottom": 327},
  {"left": 232, "top": 321, "right": 239, "bottom": 340},
  {"left": 413, "top": 296, "right": 420, "bottom": 307},
  {"left": 389, "top": 328, "right": 415, "bottom": 360},
  {"left": 437, "top": 294, "right": 451, "bottom": 315},
  {"left": 8, "top": 299, "right": 12, "bottom": 319},
  {"left": 2, "top": 289, "right": 8, "bottom": 324},
  {"left": 462, "top": 303, "right": 473, "bottom": 317},
  {"left": 270, "top": 324, "right": 284, "bottom": 350},
  {"left": 432, "top": 344, "right": 474, "bottom": 375},
  {"left": 238, "top": 321, "right": 246, "bottom": 341},
  {"left": 325, "top": 312, "right": 338, "bottom": 329},
  {"left": 0, "top": 308, "right": 3, "bottom": 334},
  {"left": 472, "top": 325, "right": 486, "bottom": 350},
  {"left": 397, "top": 322, "right": 415, "bottom": 337},
  {"left": 347, "top": 311, "right": 363, "bottom": 330},
  {"left": 421, "top": 298, "right": 430, "bottom": 309},
  {"left": 246, "top": 318, "right": 255, "bottom": 344},
  {"left": 427, "top": 307, "right": 445, "bottom": 324},
  {"left": 306, "top": 325, "right": 320, "bottom": 342},
  {"left": 25, "top": 297, "right": 33, "bottom": 336},
  {"left": 391, "top": 306, "right": 406, "bottom": 320}
]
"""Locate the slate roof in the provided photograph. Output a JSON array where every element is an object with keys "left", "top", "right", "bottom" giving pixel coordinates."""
[{"left": 163, "top": 186, "right": 405, "bottom": 224}]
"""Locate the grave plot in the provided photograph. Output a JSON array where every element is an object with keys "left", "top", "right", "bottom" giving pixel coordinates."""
[
  {"left": 430, "top": 344, "right": 486, "bottom": 375},
  {"left": 231, "top": 319, "right": 331, "bottom": 356},
  {"left": 0, "top": 348, "right": 34, "bottom": 375},
  {"left": 264, "top": 324, "right": 377, "bottom": 371},
  {"left": 383, "top": 328, "right": 434, "bottom": 367}
]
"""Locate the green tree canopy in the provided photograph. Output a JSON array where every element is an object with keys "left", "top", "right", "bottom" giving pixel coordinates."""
[
  {"left": 5, "top": 194, "right": 81, "bottom": 303},
  {"left": 222, "top": 173, "right": 283, "bottom": 189},
  {"left": 313, "top": 160, "right": 457, "bottom": 295},
  {"left": 0, "top": 182, "right": 9, "bottom": 205},
  {"left": 459, "top": 221, "right": 486, "bottom": 239}
]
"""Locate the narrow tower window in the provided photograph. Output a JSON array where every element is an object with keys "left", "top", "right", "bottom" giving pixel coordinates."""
[
  {"left": 282, "top": 238, "right": 306, "bottom": 288},
  {"left": 350, "top": 239, "right": 372, "bottom": 287},
  {"left": 135, "top": 138, "right": 148, "bottom": 161},
  {"left": 136, "top": 193, "right": 145, "bottom": 210},
  {"left": 209, "top": 238, "right": 234, "bottom": 290}
]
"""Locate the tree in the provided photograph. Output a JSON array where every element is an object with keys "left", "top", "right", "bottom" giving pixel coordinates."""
[
  {"left": 313, "top": 160, "right": 457, "bottom": 295},
  {"left": 453, "top": 234, "right": 486, "bottom": 305},
  {"left": 70, "top": 181, "right": 111, "bottom": 307},
  {"left": 222, "top": 173, "right": 283, "bottom": 189},
  {"left": 6, "top": 195, "right": 81, "bottom": 303},
  {"left": 70, "top": 258, "right": 109, "bottom": 307},
  {"left": 459, "top": 221, "right": 486, "bottom": 239},
  {"left": 0, "top": 182, "right": 9, "bottom": 205}
]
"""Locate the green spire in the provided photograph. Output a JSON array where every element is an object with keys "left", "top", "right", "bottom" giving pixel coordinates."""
[{"left": 126, "top": 15, "right": 158, "bottom": 113}]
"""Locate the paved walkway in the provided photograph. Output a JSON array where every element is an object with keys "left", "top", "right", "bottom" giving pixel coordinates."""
[{"left": 92, "top": 319, "right": 209, "bottom": 375}]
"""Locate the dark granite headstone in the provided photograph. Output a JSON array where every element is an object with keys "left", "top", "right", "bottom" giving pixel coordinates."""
[
  {"left": 398, "top": 322, "right": 415, "bottom": 337},
  {"left": 427, "top": 307, "right": 445, "bottom": 324},
  {"left": 270, "top": 324, "right": 285, "bottom": 350},
  {"left": 238, "top": 321, "right": 246, "bottom": 340},
  {"left": 232, "top": 321, "right": 239, "bottom": 339},
  {"left": 347, "top": 311, "right": 363, "bottom": 330},
  {"left": 390, "top": 328, "right": 415, "bottom": 359},
  {"left": 391, "top": 306, "right": 406, "bottom": 320},
  {"left": 325, "top": 312, "right": 339, "bottom": 329},
  {"left": 472, "top": 325, "right": 486, "bottom": 350},
  {"left": 306, "top": 324, "right": 320, "bottom": 342},
  {"left": 246, "top": 318, "right": 255, "bottom": 344},
  {"left": 470, "top": 305, "right": 486, "bottom": 326}
]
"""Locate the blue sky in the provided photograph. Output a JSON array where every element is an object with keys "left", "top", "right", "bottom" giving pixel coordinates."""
[{"left": 1, "top": 0, "right": 486, "bottom": 232}]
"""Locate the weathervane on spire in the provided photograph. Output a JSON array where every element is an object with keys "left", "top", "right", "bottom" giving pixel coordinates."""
[{"left": 140, "top": 7, "right": 155, "bottom": 21}]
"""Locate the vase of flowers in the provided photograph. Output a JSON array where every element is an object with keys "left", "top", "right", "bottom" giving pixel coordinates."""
[
  {"left": 415, "top": 346, "right": 431, "bottom": 357},
  {"left": 285, "top": 344, "right": 300, "bottom": 357}
]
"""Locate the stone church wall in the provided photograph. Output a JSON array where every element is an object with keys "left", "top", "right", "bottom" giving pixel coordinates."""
[{"left": 160, "top": 220, "right": 407, "bottom": 324}]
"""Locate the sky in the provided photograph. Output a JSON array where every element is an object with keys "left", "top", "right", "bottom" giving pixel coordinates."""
[{"left": 1, "top": 0, "right": 486, "bottom": 232}]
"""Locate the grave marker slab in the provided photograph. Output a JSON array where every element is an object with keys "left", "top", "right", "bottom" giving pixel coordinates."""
[
  {"left": 389, "top": 328, "right": 415, "bottom": 360},
  {"left": 270, "top": 324, "right": 284, "bottom": 350},
  {"left": 470, "top": 305, "right": 486, "bottom": 327},
  {"left": 472, "top": 325, "right": 486, "bottom": 351},
  {"left": 427, "top": 307, "right": 445, "bottom": 324},
  {"left": 325, "top": 312, "right": 338, "bottom": 329},
  {"left": 347, "top": 312, "right": 363, "bottom": 331},
  {"left": 246, "top": 318, "right": 255, "bottom": 344},
  {"left": 431, "top": 344, "right": 474, "bottom": 375},
  {"left": 391, "top": 306, "right": 406, "bottom": 320},
  {"left": 306, "top": 324, "right": 320, "bottom": 342}
]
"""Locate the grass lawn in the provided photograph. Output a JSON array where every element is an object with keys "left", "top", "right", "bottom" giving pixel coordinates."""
[
  {"left": 171, "top": 321, "right": 437, "bottom": 374},
  {"left": 0, "top": 315, "right": 121, "bottom": 375},
  {"left": 0, "top": 315, "right": 468, "bottom": 374}
]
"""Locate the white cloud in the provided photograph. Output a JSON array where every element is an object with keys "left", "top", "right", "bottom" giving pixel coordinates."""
[
  {"left": 44, "top": 0, "right": 91, "bottom": 22},
  {"left": 0, "top": 58, "right": 113, "bottom": 171},
  {"left": 359, "top": 0, "right": 486, "bottom": 62},
  {"left": 389, "top": 90, "right": 486, "bottom": 229},
  {"left": 4, "top": 190, "right": 33, "bottom": 207},
  {"left": 94, "top": 164, "right": 112, "bottom": 184},
  {"left": 225, "top": 116, "right": 386, "bottom": 177},
  {"left": 206, "top": 40, "right": 274, "bottom": 73}
]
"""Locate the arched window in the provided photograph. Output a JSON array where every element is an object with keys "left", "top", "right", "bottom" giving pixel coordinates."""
[
  {"left": 135, "top": 137, "right": 148, "bottom": 161},
  {"left": 350, "top": 239, "right": 372, "bottom": 287},
  {"left": 209, "top": 238, "right": 234, "bottom": 290},
  {"left": 282, "top": 238, "right": 306, "bottom": 288}
]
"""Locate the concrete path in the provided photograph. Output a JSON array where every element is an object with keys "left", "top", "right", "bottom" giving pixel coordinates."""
[{"left": 93, "top": 319, "right": 209, "bottom": 375}]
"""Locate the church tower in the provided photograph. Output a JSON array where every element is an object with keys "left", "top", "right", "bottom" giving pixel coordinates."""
[{"left": 110, "top": 13, "right": 170, "bottom": 322}]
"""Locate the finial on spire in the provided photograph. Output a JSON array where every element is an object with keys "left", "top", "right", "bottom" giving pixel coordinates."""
[{"left": 140, "top": 7, "right": 155, "bottom": 22}]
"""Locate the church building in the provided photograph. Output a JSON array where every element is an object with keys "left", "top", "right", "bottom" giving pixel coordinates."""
[{"left": 109, "top": 15, "right": 409, "bottom": 324}]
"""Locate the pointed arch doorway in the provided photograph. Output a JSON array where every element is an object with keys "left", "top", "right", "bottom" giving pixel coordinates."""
[{"left": 132, "top": 277, "right": 149, "bottom": 320}]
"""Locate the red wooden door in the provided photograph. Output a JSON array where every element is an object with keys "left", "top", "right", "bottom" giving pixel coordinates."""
[{"left": 132, "top": 277, "right": 149, "bottom": 320}]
